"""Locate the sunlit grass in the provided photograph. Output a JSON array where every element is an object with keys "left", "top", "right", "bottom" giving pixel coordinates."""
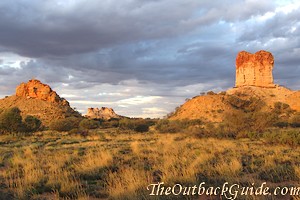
[{"left": 0, "top": 130, "right": 299, "bottom": 199}]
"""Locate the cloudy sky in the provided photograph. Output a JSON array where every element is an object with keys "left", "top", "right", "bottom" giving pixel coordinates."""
[{"left": 0, "top": 0, "right": 299, "bottom": 118}]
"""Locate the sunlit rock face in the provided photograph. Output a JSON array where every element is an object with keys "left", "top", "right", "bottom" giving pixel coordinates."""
[
  {"left": 0, "top": 79, "right": 81, "bottom": 126},
  {"left": 16, "top": 79, "right": 68, "bottom": 105},
  {"left": 235, "top": 50, "right": 275, "bottom": 88},
  {"left": 86, "top": 107, "right": 121, "bottom": 120}
]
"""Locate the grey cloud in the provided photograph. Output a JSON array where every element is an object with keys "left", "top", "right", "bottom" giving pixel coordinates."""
[
  {"left": 1, "top": 0, "right": 299, "bottom": 117},
  {"left": 0, "top": 0, "right": 275, "bottom": 57},
  {"left": 236, "top": 7, "right": 300, "bottom": 89}
]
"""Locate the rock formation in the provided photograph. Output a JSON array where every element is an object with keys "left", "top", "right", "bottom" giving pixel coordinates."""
[
  {"left": 86, "top": 107, "right": 121, "bottom": 120},
  {"left": 235, "top": 50, "right": 275, "bottom": 88},
  {"left": 16, "top": 79, "right": 69, "bottom": 105},
  {"left": 170, "top": 50, "right": 300, "bottom": 122},
  {"left": 0, "top": 79, "right": 81, "bottom": 126}
]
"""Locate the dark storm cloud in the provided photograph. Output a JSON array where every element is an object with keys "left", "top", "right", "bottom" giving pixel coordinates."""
[
  {"left": 236, "top": 6, "right": 300, "bottom": 89},
  {"left": 0, "top": 0, "right": 274, "bottom": 57},
  {"left": 0, "top": 0, "right": 276, "bottom": 89},
  {"left": 1, "top": 0, "right": 299, "bottom": 117}
]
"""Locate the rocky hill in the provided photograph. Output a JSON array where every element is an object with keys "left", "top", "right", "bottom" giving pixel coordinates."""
[
  {"left": 170, "top": 50, "right": 300, "bottom": 122},
  {"left": 85, "top": 107, "right": 121, "bottom": 120},
  {"left": 0, "top": 79, "right": 81, "bottom": 126}
]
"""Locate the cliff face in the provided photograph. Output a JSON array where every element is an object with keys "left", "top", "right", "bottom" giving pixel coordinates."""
[
  {"left": 86, "top": 107, "right": 121, "bottom": 120},
  {"left": 235, "top": 50, "right": 275, "bottom": 88},
  {"left": 16, "top": 79, "right": 69, "bottom": 105}
]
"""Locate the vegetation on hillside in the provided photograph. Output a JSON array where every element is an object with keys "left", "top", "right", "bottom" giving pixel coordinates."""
[{"left": 0, "top": 107, "right": 42, "bottom": 133}]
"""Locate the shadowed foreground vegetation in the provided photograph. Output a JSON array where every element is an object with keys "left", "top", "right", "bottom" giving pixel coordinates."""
[{"left": 0, "top": 129, "right": 300, "bottom": 200}]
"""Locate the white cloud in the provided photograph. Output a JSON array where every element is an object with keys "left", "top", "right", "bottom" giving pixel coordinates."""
[
  {"left": 117, "top": 96, "right": 162, "bottom": 105},
  {"left": 0, "top": 52, "right": 31, "bottom": 69}
]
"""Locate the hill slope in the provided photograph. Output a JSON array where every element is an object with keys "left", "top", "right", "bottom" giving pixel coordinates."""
[
  {"left": 0, "top": 79, "right": 81, "bottom": 126},
  {"left": 170, "top": 86, "right": 300, "bottom": 122}
]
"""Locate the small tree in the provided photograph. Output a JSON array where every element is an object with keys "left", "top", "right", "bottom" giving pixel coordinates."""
[
  {"left": 119, "top": 118, "right": 150, "bottom": 133},
  {"left": 24, "top": 115, "right": 42, "bottom": 132},
  {"left": 79, "top": 119, "right": 99, "bottom": 129},
  {"left": 0, "top": 107, "right": 24, "bottom": 133},
  {"left": 49, "top": 117, "right": 78, "bottom": 132}
]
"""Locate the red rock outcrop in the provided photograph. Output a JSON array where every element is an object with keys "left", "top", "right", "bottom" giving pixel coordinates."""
[
  {"left": 0, "top": 79, "right": 81, "bottom": 125},
  {"left": 170, "top": 50, "right": 300, "bottom": 122},
  {"left": 86, "top": 107, "right": 121, "bottom": 120},
  {"left": 235, "top": 50, "right": 275, "bottom": 88},
  {"left": 16, "top": 79, "right": 68, "bottom": 105}
]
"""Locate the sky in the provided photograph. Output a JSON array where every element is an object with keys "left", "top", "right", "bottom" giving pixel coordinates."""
[{"left": 0, "top": 0, "right": 299, "bottom": 118}]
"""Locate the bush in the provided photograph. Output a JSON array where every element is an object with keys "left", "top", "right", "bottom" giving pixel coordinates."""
[
  {"left": 134, "top": 123, "right": 149, "bottom": 133},
  {"left": 263, "top": 130, "right": 300, "bottom": 146},
  {"left": 226, "top": 96, "right": 265, "bottom": 112},
  {"left": 273, "top": 102, "right": 293, "bottom": 115},
  {"left": 290, "top": 113, "right": 300, "bottom": 127},
  {"left": 49, "top": 117, "right": 81, "bottom": 132},
  {"left": 0, "top": 107, "right": 24, "bottom": 133},
  {"left": 155, "top": 119, "right": 203, "bottom": 133},
  {"left": 155, "top": 120, "right": 180, "bottom": 133},
  {"left": 207, "top": 91, "right": 216, "bottom": 95},
  {"left": 119, "top": 118, "right": 151, "bottom": 133},
  {"left": 222, "top": 110, "right": 277, "bottom": 137},
  {"left": 24, "top": 115, "right": 42, "bottom": 132},
  {"left": 101, "top": 119, "right": 119, "bottom": 128},
  {"left": 79, "top": 119, "right": 99, "bottom": 129},
  {"left": 259, "top": 163, "right": 297, "bottom": 183},
  {"left": 274, "top": 121, "right": 289, "bottom": 128}
]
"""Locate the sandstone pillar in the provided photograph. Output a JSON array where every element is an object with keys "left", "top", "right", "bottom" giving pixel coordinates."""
[{"left": 235, "top": 50, "right": 275, "bottom": 88}]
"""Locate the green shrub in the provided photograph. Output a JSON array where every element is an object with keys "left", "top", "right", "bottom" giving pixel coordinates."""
[
  {"left": 79, "top": 119, "right": 99, "bottom": 129},
  {"left": 259, "top": 163, "right": 297, "bottom": 183},
  {"left": 134, "top": 123, "right": 149, "bottom": 133},
  {"left": 49, "top": 117, "right": 80, "bottom": 132},
  {"left": 263, "top": 130, "right": 300, "bottom": 146},
  {"left": 207, "top": 91, "right": 216, "bottom": 95},
  {"left": 66, "top": 117, "right": 82, "bottom": 128},
  {"left": 0, "top": 107, "right": 24, "bottom": 133},
  {"left": 290, "top": 113, "right": 300, "bottom": 127},
  {"left": 273, "top": 102, "right": 293, "bottom": 115},
  {"left": 226, "top": 96, "right": 265, "bottom": 112},
  {"left": 222, "top": 110, "right": 277, "bottom": 137},
  {"left": 274, "top": 121, "right": 289, "bottom": 128},
  {"left": 101, "top": 119, "right": 119, "bottom": 128},
  {"left": 155, "top": 120, "right": 180, "bottom": 133},
  {"left": 155, "top": 119, "right": 203, "bottom": 133},
  {"left": 119, "top": 118, "right": 151, "bottom": 133},
  {"left": 24, "top": 115, "right": 42, "bottom": 132}
]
